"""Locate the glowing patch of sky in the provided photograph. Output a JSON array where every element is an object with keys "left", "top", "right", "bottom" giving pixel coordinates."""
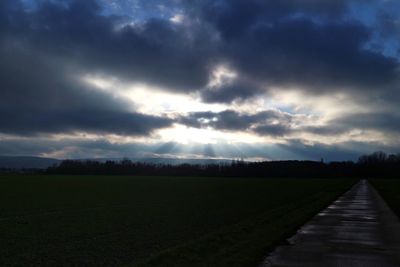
[
  {"left": 82, "top": 73, "right": 373, "bottom": 147},
  {"left": 269, "top": 87, "right": 380, "bottom": 119},
  {"left": 82, "top": 74, "right": 227, "bottom": 114},
  {"left": 157, "top": 125, "right": 266, "bottom": 145}
]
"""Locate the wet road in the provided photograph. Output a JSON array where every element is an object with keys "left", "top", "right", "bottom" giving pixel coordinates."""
[{"left": 259, "top": 180, "right": 400, "bottom": 267}]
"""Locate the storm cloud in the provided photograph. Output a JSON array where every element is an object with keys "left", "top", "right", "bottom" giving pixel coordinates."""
[
  {"left": 0, "top": 39, "right": 172, "bottom": 136},
  {"left": 8, "top": 0, "right": 214, "bottom": 91},
  {"left": 189, "top": 0, "right": 400, "bottom": 102},
  {"left": 0, "top": 0, "right": 177, "bottom": 136},
  {"left": 3, "top": 0, "right": 398, "bottom": 103},
  {"left": 0, "top": 0, "right": 399, "bottom": 159},
  {"left": 178, "top": 109, "right": 294, "bottom": 137}
]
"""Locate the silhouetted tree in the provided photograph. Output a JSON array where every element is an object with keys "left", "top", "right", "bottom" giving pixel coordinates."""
[{"left": 45, "top": 151, "right": 400, "bottom": 178}]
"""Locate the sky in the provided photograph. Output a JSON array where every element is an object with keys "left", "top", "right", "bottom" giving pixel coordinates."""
[{"left": 1, "top": 0, "right": 400, "bottom": 161}]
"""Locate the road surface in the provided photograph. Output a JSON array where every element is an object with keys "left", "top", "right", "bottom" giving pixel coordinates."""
[{"left": 259, "top": 179, "right": 400, "bottom": 267}]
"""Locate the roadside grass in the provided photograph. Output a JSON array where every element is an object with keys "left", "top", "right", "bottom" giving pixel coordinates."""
[
  {"left": 135, "top": 189, "right": 347, "bottom": 267},
  {"left": 0, "top": 175, "right": 355, "bottom": 266},
  {"left": 369, "top": 179, "right": 400, "bottom": 216}
]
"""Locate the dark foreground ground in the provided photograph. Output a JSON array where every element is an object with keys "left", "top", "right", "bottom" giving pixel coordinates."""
[
  {"left": 370, "top": 179, "right": 400, "bottom": 218},
  {"left": 260, "top": 180, "right": 400, "bottom": 267},
  {"left": 0, "top": 175, "right": 355, "bottom": 266}
]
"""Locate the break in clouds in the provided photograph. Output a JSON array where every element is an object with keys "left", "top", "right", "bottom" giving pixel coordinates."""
[{"left": 1, "top": 0, "right": 400, "bottom": 160}]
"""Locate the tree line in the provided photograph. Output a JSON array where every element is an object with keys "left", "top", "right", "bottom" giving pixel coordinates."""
[{"left": 45, "top": 151, "right": 400, "bottom": 178}]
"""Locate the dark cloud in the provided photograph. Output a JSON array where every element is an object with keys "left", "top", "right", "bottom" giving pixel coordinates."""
[
  {"left": 192, "top": 0, "right": 399, "bottom": 104},
  {"left": 179, "top": 109, "right": 293, "bottom": 136},
  {"left": 0, "top": 0, "right": 399, "bottom": 158},
  {"left": 253, "top": 124, "right": 291, "bottom": 137},
  {"left": 0, "top": 138, "right": 153, "bottom": 158},
  {"left": 225, "top": 19, "right": 398, "bottom": 93},
  {"left": 0, "top": 0, "right": 25, "bottom": 33},
  {"left": 179, "top": 109, "right": 400, "bottom": 138},
  {"left": 301, "top": 125, "right": 350, "bottom": 136},
  {"left": 273, "top": 112, "right": 400, "bottom": 137},
  {"left": 4, "top": 0, "right": 398, "bottom": 102},
  {"left": 200, "top": 79, "right": 261, "bottom": 103},
  {"left": 0, "top": 6, "right": 173, "bottom": 136},
  {"left": 21, "top": 0, "right": 214, "bottom": 91},
  {"left": 0, "top": 109, "right": 172, "bottom": 136},
  {"left": 297, "top": 112, "right": 400, "bottom": 137},
  {"left": 2, "top": 0, "right": 399, "bottom": 106},
  {"left": 196, "top": 0, "right": 349, "bottom": 40},
  {"left": 332, "top": 112, "right": 400, "bottom": 134}
]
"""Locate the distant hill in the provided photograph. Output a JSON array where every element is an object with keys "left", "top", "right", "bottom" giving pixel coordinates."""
[{"left": 0, "top": 156, "right": 61, "bottom": 169}]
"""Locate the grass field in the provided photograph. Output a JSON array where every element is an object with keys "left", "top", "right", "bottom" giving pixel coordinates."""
[
  {"left": 370, "top": 179, "right": 400, "bottom": 217},
  {"left": 0, "top": 175, "right": 355, "bottom": 266}
]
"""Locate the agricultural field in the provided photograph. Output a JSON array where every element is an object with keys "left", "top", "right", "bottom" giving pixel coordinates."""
[
  {"left": 370, "top": 179, "right": 400, "bottom": 217},
  {"left": 0, "top": 175, "right": 355, "bottom": 266}
]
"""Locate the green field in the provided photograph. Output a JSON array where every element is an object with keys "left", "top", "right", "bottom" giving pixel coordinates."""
[
  {"left": 0, "top": 175, "right": 355, "bottom": 266},
  {"left": 370, "top": 179, "right": 400, "bottom": 217}
]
